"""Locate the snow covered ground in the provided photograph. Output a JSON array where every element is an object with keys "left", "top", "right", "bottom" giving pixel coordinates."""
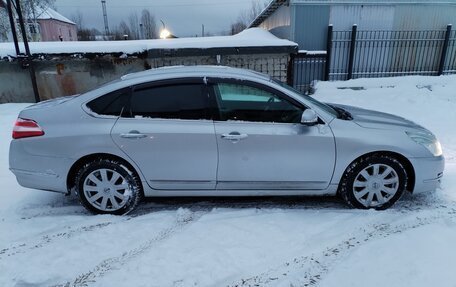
[{"left": 1, "top": 75, "right": 455, "bottom": 287}]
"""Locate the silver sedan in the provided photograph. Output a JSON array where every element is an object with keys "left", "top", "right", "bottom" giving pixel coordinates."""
[{"left": 9, "top": 66, "right": 444, "bottom": 214}]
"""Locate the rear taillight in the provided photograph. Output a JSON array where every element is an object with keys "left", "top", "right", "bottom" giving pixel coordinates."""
[{"left": 12, "top": 118, "right": 45, "bottom": 139}]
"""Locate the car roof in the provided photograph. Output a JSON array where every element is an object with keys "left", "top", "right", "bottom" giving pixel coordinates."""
[{"left": 120, "top": 65, "right": 271, "bottom": 82}]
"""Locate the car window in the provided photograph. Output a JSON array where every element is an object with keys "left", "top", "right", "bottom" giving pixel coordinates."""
[
  {"left": 272, "top": 79, "right": 339, "bottom": 118},
  {"left": 86, "top": 88, "right": 130, "bottom": 117},
  {"left": 130, "top": 84, "right": 210, "bottom": 120},
  {"left": 214, "top": 83, "right": 303, "bottom": 123}
]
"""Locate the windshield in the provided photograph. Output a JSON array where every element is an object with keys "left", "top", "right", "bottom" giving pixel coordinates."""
[{"left": 272, "top": 79, "right": 339, "bottom": 118}]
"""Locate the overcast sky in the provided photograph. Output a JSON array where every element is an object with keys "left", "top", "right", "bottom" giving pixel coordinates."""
[{"left": 54, "top": 0, "right": 262, "bottom": 37}]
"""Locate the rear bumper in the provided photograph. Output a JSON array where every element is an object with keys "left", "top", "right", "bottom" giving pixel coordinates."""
[
  {"left": 10, "top": 168, "right": 67, "bottom": 194},
  {"left": 9, "top": 140, "right": 71, "bottom": 194},
  {"left": 409, "top": 155, "right": 445, "bottom": 194}
]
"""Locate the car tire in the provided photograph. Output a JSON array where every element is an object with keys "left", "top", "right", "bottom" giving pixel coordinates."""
[
  {"left": 339, "top": 154, "right": 407, "bottom": 210},
  {"left": 75, "top": 159, "right": 143, "bottom": 215}
]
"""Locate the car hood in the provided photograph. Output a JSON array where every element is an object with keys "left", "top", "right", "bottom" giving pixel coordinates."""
[{"left": 330, "top": 103, "right": 428, "bottom": 131}]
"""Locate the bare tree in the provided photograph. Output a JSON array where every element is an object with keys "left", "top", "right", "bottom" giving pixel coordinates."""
[
  {"left": 230, "top": 0, "right": 267, "bottom": 35},
  {"left": 118, "top": 20, "right": 131, "bottom": 39},
  {"left": 0, "top": 7, "right": 10, "bottom": 42},
  {"left": 140, "top": 9, "right": 157, "bottom": 39},
  {"left": 70, "top": 10, "right": 84, "bottom": 30},
  {"left": 128, "top": 12, "right": 140, "bottom": 40}
]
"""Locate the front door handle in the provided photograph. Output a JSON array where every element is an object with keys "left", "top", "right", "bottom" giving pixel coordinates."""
[
  {"left": 120, "top": 130, "right": 147, "bottom": 139},
  {"left": 221, "top": 132, "right": 248, "bottom": 141}
]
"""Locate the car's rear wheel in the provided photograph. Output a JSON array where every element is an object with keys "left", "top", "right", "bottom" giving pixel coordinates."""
[
  {"left": 75, "top": 159, "right": 143, "bottom": 215},
  {"left": 339, "top": 154, "right": 407, "bottom": 210}
]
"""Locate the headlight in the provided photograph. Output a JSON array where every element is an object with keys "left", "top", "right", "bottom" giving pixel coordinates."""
[{"left": 406, "top": 131, "right": 442, "bottom": 156}]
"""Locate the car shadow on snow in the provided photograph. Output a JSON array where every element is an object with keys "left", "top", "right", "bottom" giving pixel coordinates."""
[
  {"left": 18, "top": 190, "right": 448, "bottom": 218},
  {"left": 133, "top": 191, "right": 446, "bottom": 216}
]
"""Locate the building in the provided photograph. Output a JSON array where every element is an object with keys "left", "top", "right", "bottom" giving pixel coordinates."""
[
  {"left": 30, "top": 6, "right": 77, "bottom": 41},
  {"left": 250, "top": 0, "right": 456, "bottom": 50},
  {"left": 0, "top": 1, "right": 77, "bottom": 42}
]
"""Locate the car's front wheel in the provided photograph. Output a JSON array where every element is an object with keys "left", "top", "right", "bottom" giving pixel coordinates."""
[
  {"left": 75, "top": 159, "right": 143, "bottom": 215},
  {"left": 339, "top": 154, "right": 407, "bottom": 210}
]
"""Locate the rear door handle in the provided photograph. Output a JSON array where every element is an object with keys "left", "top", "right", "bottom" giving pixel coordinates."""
[
  {"left": 221, "top": 132, "right": 248, "bottom": 141},
  {"left": 120, "top": 130, "right": 147, "bottom": 139}
]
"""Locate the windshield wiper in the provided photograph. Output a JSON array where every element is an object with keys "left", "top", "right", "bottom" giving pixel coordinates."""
[{"left": 329, "top": 105, "right": 353, "bottom": 120}]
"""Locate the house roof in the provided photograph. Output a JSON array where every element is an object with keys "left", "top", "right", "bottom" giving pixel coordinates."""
[
  {"left": 249, "top": 0, "right": 288, "bottom": 28},
  {"left": 35, "top": 6, "right": 75, "bottom": 25},
  {"left": 0, "top": 2, "right": 75, "bottom": 25}
]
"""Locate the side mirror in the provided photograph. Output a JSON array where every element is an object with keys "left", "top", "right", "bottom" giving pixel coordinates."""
[{"left": 301, "top": 109, "right": 319, "bottom": 126}]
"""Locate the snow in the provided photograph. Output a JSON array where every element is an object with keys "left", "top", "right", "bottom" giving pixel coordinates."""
[
  {"left": 298, "top": 50, "right": 327, "bottom": 55},
  {"left": 0, "top": 75, "right": 455, "bottom": 286},
  {"left": 0, "top": 28, "right": 297, "bottom": 58}
]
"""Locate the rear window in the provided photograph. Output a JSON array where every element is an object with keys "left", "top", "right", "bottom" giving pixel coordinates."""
[
  {"left": 87, "top": 88, "right": 130, "bottom": 117},
  {"left": 130, "top": 84, "right": 210, "bottom": 120}
]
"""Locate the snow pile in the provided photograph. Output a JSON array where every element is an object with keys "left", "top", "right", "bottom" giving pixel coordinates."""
[
  {"left": 0, "top": 28, "right": 297, "bottom": 58},
  {"left": 0, "top": 75, "right": 455, "bottom": 286},
  {"left": 314, "top": 75, "right": 456, "bottom": 161}
]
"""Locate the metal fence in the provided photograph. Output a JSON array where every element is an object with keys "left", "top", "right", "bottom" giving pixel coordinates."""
[
  {"left": 289, "top": 24, "right": 456, "bottom": 93},
  {"left": 288, "top": 52, "right": 327, "bottom": 93}
]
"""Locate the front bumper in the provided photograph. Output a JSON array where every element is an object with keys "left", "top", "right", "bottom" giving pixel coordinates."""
[{"left": 409, "top": 155, "right": 445, "bottom": 194}]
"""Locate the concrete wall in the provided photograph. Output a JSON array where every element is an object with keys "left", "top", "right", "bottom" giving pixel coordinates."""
[{"left": 0, "top": 52, "right": 291, "bottom": 103}]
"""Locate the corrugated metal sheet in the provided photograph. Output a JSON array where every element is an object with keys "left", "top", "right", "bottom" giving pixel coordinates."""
[
  {"left": 250, "top": 0, "right": 288, "bottom": 28},
  {"left": 393, "top": 5, "right": 456, "bottom": 30},
  {"left": 292, "top": 5, "right": 330, "bottom": 50},
  {"left": 291, "top": 0, "right": 456, "bottom": 4},
  {"left": 259, "top": 5, "right": 292, "bottom": 39},
  {"left": 329, "top": 5, "right": 394, "bottom": 30},
  {"left": 260, "top": 4, "right": 291, "bottom": 29}
]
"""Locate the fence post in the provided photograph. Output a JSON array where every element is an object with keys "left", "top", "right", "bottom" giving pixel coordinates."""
[
  {"left": 324, "top": 25, "right": 333, "bottom": 81},
  {"left": 438, "top": 24, "right": 452, "bottom": 75},
  {"left": 347, "top": 24, "right": 357, "bottom": 80},
  {"left": 287, "top": 53, "right": 295, "bottom": 86}
]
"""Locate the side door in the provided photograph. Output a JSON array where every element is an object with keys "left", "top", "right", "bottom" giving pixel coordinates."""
[
  {"left": 209, "top": 79, "right": 336, "bottom": 190},
  {"left": 111, "top": 78, "right": 218, "bottom": 190}
]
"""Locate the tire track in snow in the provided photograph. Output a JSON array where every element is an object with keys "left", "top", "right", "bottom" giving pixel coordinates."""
[
  {"left": 0, "top": 220, "right": 122, "bottom": 260},
  {"left": 52, "top": 208, "right": 208, "bottom": 287},
  {"left": 228, "top": 205, "right": 456, "bottom": 287},
  {"left": 0, "top": 200, "right": 190, "bottom": 260}
]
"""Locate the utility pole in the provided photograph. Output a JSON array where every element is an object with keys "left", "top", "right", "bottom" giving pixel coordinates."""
[
  {"left": 202, "top": 24, "right": 205, "bottom": 37},
  {"left": 7, "top": 0, "right": 40, "bottom": 102},
  {"left": 6, "top": 0, "right": 19, "bottom": 55},
  {"left": 101, "top": 0, "right": 109, "bottom": 35}
]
